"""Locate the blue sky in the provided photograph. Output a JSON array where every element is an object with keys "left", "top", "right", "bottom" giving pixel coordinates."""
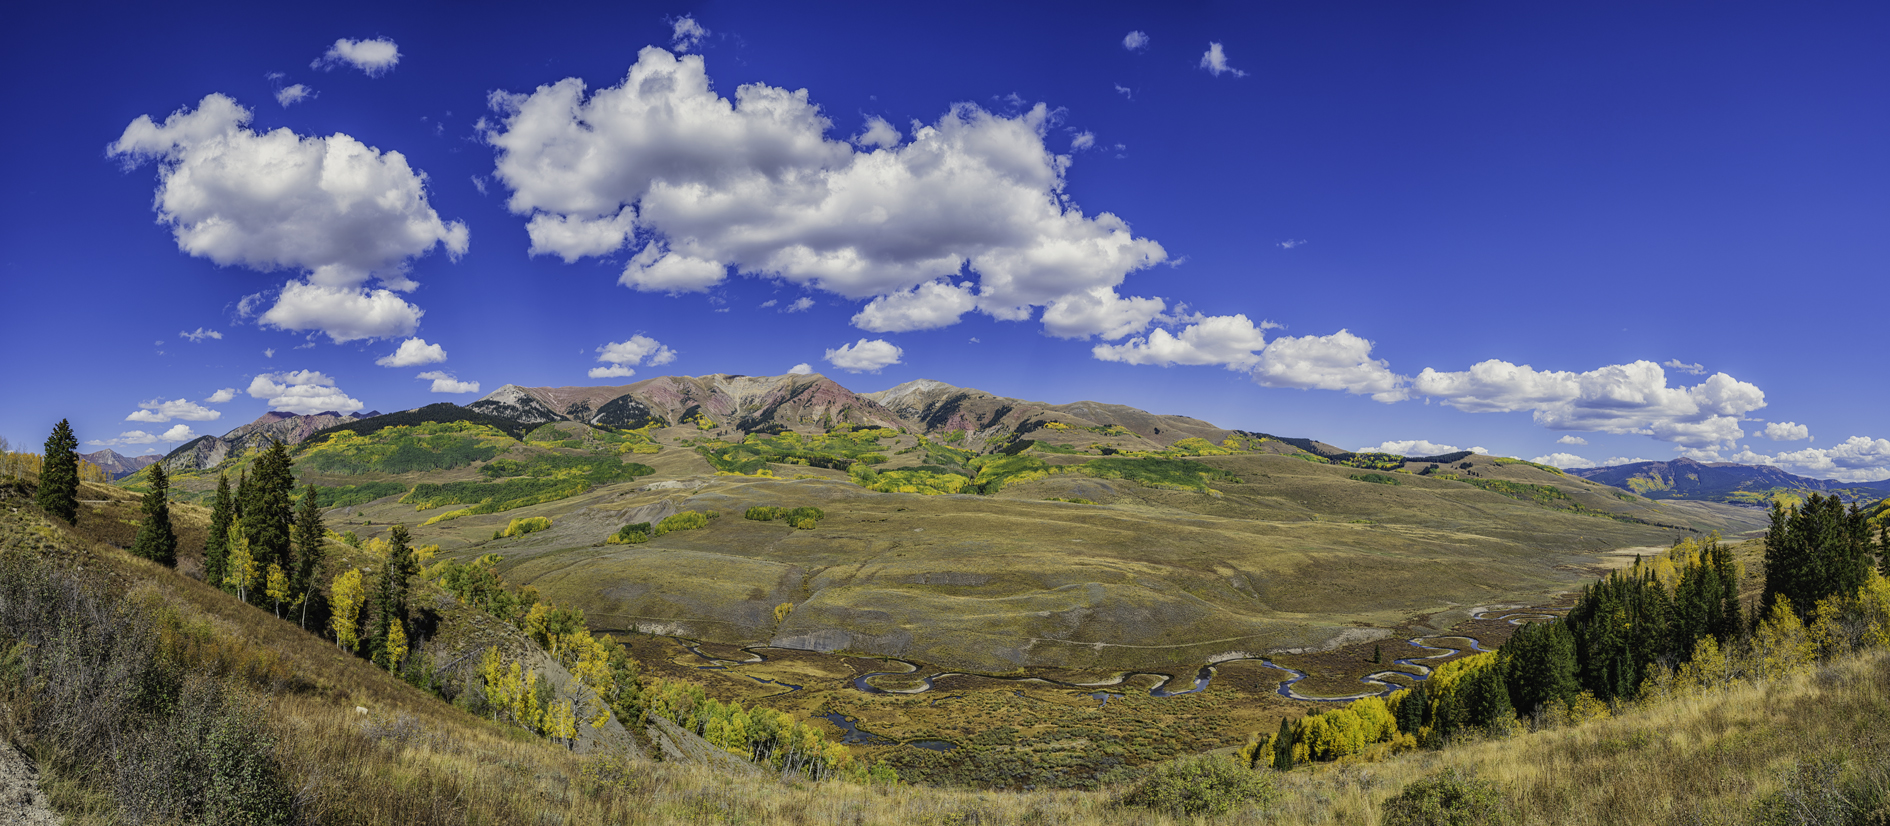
[{"left": 4, "top": 1, "right": 1887, "bottom": 481}]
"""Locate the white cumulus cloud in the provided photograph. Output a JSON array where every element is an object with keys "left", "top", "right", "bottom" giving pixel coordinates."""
[
  {"left": 824, "top": 338, "right": 902, "bottom": 373},
  {"left": 275, "top": 84, "right": 312, "bottom": 107},
  {"left": 1092, "top": 313, "right": 1273, "bottom": 369},
  {"left": 1252, "top": 330, "right": 1406, "bottom": 402},
  {"left": 851, "top": 281, "right": 976, "bottom": 332},
  {"left": 247, "top": 370, "right": 364, "bottom": 414},
  {"left": 205, "top": 388, "right": 236, "bottom": 403},
  {"left": 1556, "top": 435, "right": 1588, "bottom": 445},
  {"left": 180, "top": 327, "right": 222, "bottom": 342},
  {"left": 484, "top": 48, "right": 1167, "bottom": 339},
  {"left": 1532, "top": 452, "right": 1597, "bottom": 469},
  {"left": 854, "top": 117, "right": 902, "bottom": 150},
  {"left": 1123, "top": 31, "right": 1149, "bottom": 51},
  {"left": 259, "top": 282, "right": 425, "bottom": 343},
  {"left": 787, "top": 362, "right": 814, "bottom": 375},
  {"left": 1366, "top": 440, "right": 1463, "bottom": 456},
  {"left": 417, "top": 371, "right": 479, "bottom": 393},
  {"left": 87, "top": 427, "right": 196, "bottom": 447},
  {"left": 588, "top": 365, "right": 636, "bottom": 379},
  {"left": 1412, "top": 361, "right": 1765, "bottom": 448},
  {"left": 110, "top": 94, "right": 467, "bottom": 342},
  {"left": 1663, "top": 359, "right": 1706, "bottom": 376},
  {"left": 376, "top": 337, "right": 448, "bottom": 367},
  {"left": 312, "top": 37, "right": 401, "bottom": 76},
  {"left": 1200, "top": 42, "right": 1247, "bottom": 77},
  {"left": 596, "top": 334, "right": 677, "bottom": 369},
  {"left": 786, "top": 297, "right": 815, "bottom": 313},
  {"left": 126, "top": 398, "right": 221, "bottom": 423},
  {"left": 1762, "top": 421, "right": 1810, "bottom": 441}
]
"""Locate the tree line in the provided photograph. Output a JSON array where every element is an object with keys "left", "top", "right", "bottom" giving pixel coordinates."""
[{"left": 1254, "top": 492, "right": 1890, "bottom": 770}]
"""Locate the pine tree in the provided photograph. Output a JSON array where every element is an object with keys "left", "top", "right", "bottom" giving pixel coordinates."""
[
  {"left": 371, "top": 525, "right": 420, "bottom": 658},
  {"left": 36, "top": 419, "right": 80, "bottom": 524},
  {"left": 291, "top": 483, "right": 326, "bottom": 630},
  {"left": 130, "top": 462, "right": 179, "bottom": 566},
  {"left": 204, "top": 473, "right": 234, "bottom": 588},
  {"left": 242, "top": 441, "right": 295, "bottom": 578}
]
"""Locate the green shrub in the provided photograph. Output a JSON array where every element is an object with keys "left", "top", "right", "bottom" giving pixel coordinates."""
[
  {"left": 1351, "top": 473, "right": 1403, "bottom": 486},
  {"left": 1381, "top": 769, "right": 1514, "bottom": 826},
  {"left": 608, "top": 522, "right": 652, "bottom": 544},
  {"left": 501, "top": 516, "right": 552, "bottom": 538},
  {"left": 1118, "top": 753, "right": 1278, "bottom": 817},
  {"left": 744, "top": 506, "right": 783, "bottom": 521}
]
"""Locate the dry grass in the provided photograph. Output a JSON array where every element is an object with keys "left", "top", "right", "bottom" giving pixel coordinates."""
[{"left": 6, "top": 475, "right": 1884, "bottom": 826}]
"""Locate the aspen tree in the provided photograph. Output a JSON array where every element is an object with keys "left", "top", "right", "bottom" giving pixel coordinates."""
[
  {"left": 265, "top": 563, "right": 290, "bottom": 618},
  {"left": 224, "top": 526, "right": 259, "bottom": 603},
  {"left": 330, "top": 569, "right": 365, "bottom": 651},
  {"left": 291, "top": 482, "right": 325, "bottom": 630},
  {"left": 385, "top": 619, "right": 408, "bottom": 672}
]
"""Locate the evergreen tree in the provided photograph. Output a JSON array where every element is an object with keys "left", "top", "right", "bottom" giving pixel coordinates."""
[
  {"left": 1764, "top": 494, "right": 1873, "bottom": 618},
  {"left": 204, "top": 473, "right": 234, "bottom": 588},
  {"left": 1501, "top": 619, "right": 1577, "bottom": 719},
  {"left": 369, "top": 525, "right": 420, "bottom": 660},
  {"left": 36, "top": 419, "right": 80, "bottom": 524},
  {"left": 291, "top": 483, "right": 326, "bottom": 630},
  {"left": 130, "top": 462, "right": 179, "bottom": 566},
  {"left": 1879, "top": 519, "right": 1889, "bottom": 578},
  {"left": 241, "top": 441, "right": 295, "bottom": 581}
]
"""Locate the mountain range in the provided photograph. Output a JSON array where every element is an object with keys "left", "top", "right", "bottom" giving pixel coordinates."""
[
  {"left": 81, "top": 449, "right": 160, "bottom": 479},
  {"left": 1570, "top": 456, "right": 1890, "bottom": 505}
]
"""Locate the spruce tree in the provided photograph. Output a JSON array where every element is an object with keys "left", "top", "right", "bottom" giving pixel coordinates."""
[
  {"left": 204, "top": 473, "right": 234, "bottom": 588},
  {"left": 292, "top": 483, "right": 325, "bottom": 630},
  {"left": 130, "top": 462, "right": 179, "bottom": 566},
  {"left": 369, "top": 525, "right": 419, "bottom": 663},
  {"left": 36, "top": 419, "right": 80, "bottom": 524},
  {"left": 241, "top": 441, "right": 295, "bottom": 579}
]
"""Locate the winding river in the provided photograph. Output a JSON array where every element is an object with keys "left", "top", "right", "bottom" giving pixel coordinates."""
[{"left": 674, "top": 606, "right": 1560, "bottom": 704}]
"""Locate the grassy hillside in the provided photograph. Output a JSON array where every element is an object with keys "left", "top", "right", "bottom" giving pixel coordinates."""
[{"left": 3, "top": 476, "right": 1886, "bottom": 825}]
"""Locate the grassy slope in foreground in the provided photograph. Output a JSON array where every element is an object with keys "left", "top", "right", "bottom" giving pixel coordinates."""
[{"left": 3, "top": 478, "right": 1885, "bottom": 824}]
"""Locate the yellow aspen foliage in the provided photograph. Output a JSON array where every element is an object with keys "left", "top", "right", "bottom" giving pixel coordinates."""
[
  {"left": 481, "top": 647, "right": 513, "bottom": 715},
  {"left": 1674, "top": 635, "right": 1733, "bottom": 695},
  {"left": 516, "top": 666, "right": 543, "bottom": 734},
  {"left": 773, "top": 602, "right": 794, "bottom": 625},
  {"left": 1748, "top": 600, "right": 1815, "bottom": 681},
  {"left": 264, "top": 563, "right": 290, "bottom": 618},
  {"left": 1808, "top": 595, "right": 1852, "bottom": 659},
  {"left": 385, "top": 619, "right": 408, "bottom": 671},
  {"left": 330, "top": 569, "right": 365, "bottom": 651},
  {"left": 1859, "top": 571, "right": 1890, "bottom": 649},
  {"left": 525, "top": 602, "right": 556, "bottom": 655},
  {"left": 546, "top": 700, "right": 578, "bottom": 747},
  {"left": 224, "top": 526, "right": 259, "bottom": 602}
]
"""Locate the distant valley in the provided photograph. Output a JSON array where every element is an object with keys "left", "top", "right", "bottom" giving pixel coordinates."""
[{"left": 132, "top": 372, "right": 1784, "bottom": 677}]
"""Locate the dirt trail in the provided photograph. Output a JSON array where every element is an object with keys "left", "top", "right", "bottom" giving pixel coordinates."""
[{"left": 0, "top": 743, "right": 58, "bottom": 826}]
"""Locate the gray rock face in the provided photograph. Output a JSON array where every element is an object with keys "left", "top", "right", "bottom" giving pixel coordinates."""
[{"left": 158, "top": 410, "right": 375, "bottom": 473}]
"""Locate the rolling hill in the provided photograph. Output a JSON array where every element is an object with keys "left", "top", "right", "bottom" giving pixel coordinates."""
[{"left": 127, "top": 372, "right": 1771, "bottom": 677}]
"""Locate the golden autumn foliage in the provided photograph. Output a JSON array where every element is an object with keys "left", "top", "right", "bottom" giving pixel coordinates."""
[{"left": 330, "top": 568, "right": 365, "bottom": 652}]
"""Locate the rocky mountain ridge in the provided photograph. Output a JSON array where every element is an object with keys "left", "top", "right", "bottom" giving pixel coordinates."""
[
  {"left": 159, "top": 410, "right": 380, "bottom": 473},
  {"left": 81, "top": 449, "right": 160, "bottom": 479},
  {"left": 1571, "top": 456, "right": 1890, "bottom": 503}
]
